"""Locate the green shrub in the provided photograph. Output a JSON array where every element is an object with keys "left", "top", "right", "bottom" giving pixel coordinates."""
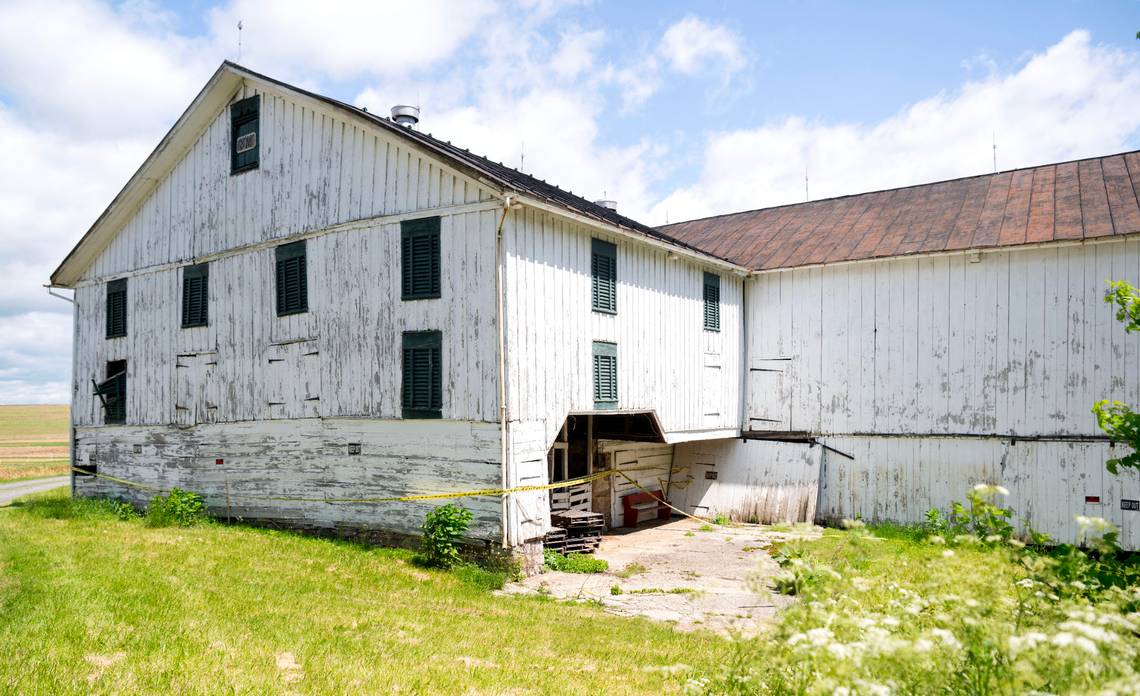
[
  {"left": 419, "top": 503, "right": 473, "bottom": 569},
  {"left": 145, "top": 488, "right": 206, "bottom": 527},
  {"left": 543, "top": 550, "right": 608, "bottom": 573},
  {"left": 711, "top": 513, "right": 731, "bottom": 526}
]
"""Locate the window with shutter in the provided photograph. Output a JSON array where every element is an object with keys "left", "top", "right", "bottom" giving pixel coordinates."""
[
  {"left": 703, "top": 272, "right": 720, "bottom": 332},
  {"left": 94, "top": 360, "right": 127, "bottom": 425},
  {"left": 275, "top": 241, "right": 308, "bottom": 316},
  {"left": 592, "top": 341, "right": 618, "bottom": 409},
  {"left": 181, "top": 263, "right": 209, "bottom": 328},
  {"left": 401, "top": 217, "right": 441, "bottom": 300},
  {"left": 402, "top": 331, "right": 443, "bottom": 419},
  {"left": 106, "top": 278, "right": 127, "bottom": 338},
  {"left": 591, "top": 239, "right": 617, "bottom": 313},
  {"left": 231, "top": 95, "right": 259, "bottom": 174}
]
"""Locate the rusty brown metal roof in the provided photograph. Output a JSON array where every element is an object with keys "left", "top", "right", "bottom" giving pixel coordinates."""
[{"left": 659, "top": 151, "right": 1140, "bottom": 271}]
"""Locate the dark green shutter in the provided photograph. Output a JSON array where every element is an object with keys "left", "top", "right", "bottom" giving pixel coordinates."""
[
  {"left": 592, "top": 341, "right": 618, "bottom": 408},
  {"left": 401, "top": 217, "right": 441, "bottom": 300},
  {"left": 231, "top": 95, "right": 259, "bottom": 173},
  {"left": 95, "top": 364, "right": 127, "bottom": 424},
  {"left": 275, "top": 241, "right": 308, "bottom": 316},
  {"left": 106, "top": 278, "right": 127, "bottom": 338},
  {"left": 703, "top": 272, "right": 720, "bottom": 332},
  {"left": 181, "top": 263, "right": 209, "bottom": 328},
  {"left": 591, "top": 239, "right": 617, "bottom": 313},
  {"left": 402, "top": 331, "right": 443, "bottom": 418}
]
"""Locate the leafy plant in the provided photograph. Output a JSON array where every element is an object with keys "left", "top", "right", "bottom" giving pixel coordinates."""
[
  {"left": 543, "top": 550, "right": 608, "bottom": 573},
  {"left": 1093, "top": 280, "right": 1140, "bottom": 473},
  {"left": 711, "top": 513, "right": 731, "bottom": 526},
  {"left": 145, "top": 488, "right": 206, "bottom": 527},
  {"left": 419, "top": 503, "right": 473, "bottom": 569}
]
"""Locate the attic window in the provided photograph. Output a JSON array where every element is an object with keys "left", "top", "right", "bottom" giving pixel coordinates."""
[
  {"left": 106, "top": 278, "right": 127, "bottom": 338},
  {"left": 230, "top": 95, "right": 259, "bottom": 173},
  {"left": 591, "top": 239, "right": 617, "bottom": 314}
]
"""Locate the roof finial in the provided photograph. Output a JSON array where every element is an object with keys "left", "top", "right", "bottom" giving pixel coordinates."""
[
  {"left": 992, "top": 130, "right": 997, "bottom": 173},
  {"left": 237, "top": 20, "right": 243, "bottom": 62}
]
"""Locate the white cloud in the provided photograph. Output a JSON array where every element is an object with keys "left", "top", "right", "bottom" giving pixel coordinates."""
[
  {"left": 206, "top": 0, "right": 497, "bottom": 82},
  {"left": 654, "top": 30, "right": 1140, "bottom": 223},
  {"left": 659, "top": 15, "right": 746, "bottom": 76}
]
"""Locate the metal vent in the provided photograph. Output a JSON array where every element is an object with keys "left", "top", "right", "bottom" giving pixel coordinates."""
[{"left": 391, "top": 105, "right": 420, "bottom": 127}]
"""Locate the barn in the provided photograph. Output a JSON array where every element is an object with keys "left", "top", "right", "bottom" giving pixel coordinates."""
[{"left": 50, "top": 62, "right": 1140, "bottom": 560}]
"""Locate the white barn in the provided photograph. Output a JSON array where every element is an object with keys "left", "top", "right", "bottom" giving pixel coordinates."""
[{"left": 50, "top": 62, "right": 1140, "bottom": 557}]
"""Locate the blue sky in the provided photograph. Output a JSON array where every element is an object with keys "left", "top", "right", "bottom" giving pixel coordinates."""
[{"left": 1, "top": 0, "right": 1139, "bottom": 403}]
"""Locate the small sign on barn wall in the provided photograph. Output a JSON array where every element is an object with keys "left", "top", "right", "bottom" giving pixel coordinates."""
[
  {"left": 235, "top": 132, "right": 257, "bottom": 153},
  {"left": 1122, "top": 499, "right": 1139, "bottom": 511}
]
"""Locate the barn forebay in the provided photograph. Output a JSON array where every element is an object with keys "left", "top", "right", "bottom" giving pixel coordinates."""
[{"left": 51, "top": 62, "right": 1140, "bottom": 558}]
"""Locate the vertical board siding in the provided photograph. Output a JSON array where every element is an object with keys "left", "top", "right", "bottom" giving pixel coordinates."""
[
  {"left": 73, "top": 419, "right": 503, "bottom": 539},
  {"left": 746, "top": 238, "right": 1140, "bottom": 436},
  {"left": 73, "top": 211, "right": 499, "bottom": 427},
  {"left": 83, "top": 84, "right": 495, "bottom": 281},
  {"left": 503, "top": 207, "right": 743, "bottom": 450}
]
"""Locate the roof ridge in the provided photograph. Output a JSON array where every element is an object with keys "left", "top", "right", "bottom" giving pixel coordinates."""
[{"left": 659, "top": 148, "right": 1140, "bottom": 230}]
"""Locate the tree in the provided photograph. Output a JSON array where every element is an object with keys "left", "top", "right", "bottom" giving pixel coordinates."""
[{"left": 1093, "top": 281, "right": 1140, "bottom": 474}]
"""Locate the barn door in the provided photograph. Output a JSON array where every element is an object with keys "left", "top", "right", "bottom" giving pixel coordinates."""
[
  {"left": 174, "top": 352, "right": 218, "bottom": 426},
  {"left": 263, "top": 339, "right": 321, "bottom": 419},
  {"left": 747, "top": 357, "right": 792, "bottom": 431}
]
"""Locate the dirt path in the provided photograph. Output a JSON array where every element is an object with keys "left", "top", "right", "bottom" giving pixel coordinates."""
[
  {"left": 0, "top": 476, "right": 69, "bottom": 506},
  {"left": 501, "top": 518, "right": 821, "bottom": 636}
]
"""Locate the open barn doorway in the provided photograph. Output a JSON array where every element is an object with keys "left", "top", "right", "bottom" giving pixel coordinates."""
[{"left": 546, "top": 412, "right": 675, "bottom": 530}]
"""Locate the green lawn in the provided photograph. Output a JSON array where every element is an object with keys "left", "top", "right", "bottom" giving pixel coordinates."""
[
  {"left": 0, "top": 489, "right": 727, "bottom": 694},
  {"left": 0, "top": 404, "right": 69, "bottom": 481}
]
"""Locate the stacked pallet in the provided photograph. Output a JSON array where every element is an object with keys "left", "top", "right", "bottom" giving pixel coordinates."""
[{"left": 544, "top": 510, "right": 604, "bottom": 554}]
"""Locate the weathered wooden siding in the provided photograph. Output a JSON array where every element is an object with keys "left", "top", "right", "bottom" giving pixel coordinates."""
[
  {"left": 747, "top": 237, "right": 1140, "bottom": 436},
  {"left": 73, "top": 419, "right": 503, "bottom": 539},
  {"left": 72, "top": 209, "right": 500, "bottom": 427},
  {"left": 503, "top": 207, "right": 743, "bottom": 451},
  {"left": 673, "top": 438, "right": 821, "bottom": 524},
  {"left": 83, "top": 81, "right": 496, "bottom": 281}
]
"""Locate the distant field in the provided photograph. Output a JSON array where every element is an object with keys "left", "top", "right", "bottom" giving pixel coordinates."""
[{"left": 0, "top": 405, "right": 69, "bottom": 481}]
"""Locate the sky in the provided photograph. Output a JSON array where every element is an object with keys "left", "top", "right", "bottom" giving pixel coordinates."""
[{"left": 1, "top": 0, "right": 1139, "bottom": 404}]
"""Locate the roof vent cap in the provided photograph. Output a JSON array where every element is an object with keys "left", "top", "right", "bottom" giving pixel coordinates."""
[
  {"left": 594, "top": 199, "right": 618, "bottom": 211},
  {"left": 391, "top": 105, "right": 419, "bottom": 128}
]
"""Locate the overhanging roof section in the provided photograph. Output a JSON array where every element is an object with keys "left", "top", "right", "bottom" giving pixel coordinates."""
[
  {"left": 51, "top": 62, "right": 743, "bottom": 287},
  {"left": 659, "top": 152, "right": 1140, "bottom": 272}
]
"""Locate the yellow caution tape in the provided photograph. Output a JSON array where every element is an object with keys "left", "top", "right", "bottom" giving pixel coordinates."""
[{"left": 72, "top": 463, "right": 667, "bottom": 505}]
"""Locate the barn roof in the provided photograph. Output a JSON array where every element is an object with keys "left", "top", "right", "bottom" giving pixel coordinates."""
[
  {"left": 659, "top": 151, "right": 1140, "bottom": 271},
  {"left": 51, "top": 62, "right": 739, "bottom": 287}
]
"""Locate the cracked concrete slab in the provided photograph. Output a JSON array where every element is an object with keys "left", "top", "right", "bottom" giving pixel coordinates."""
[{"left": 500, "top": 517, "right": 822, "bottom": 636}]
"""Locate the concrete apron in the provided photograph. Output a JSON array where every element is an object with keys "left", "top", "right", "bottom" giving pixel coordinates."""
[{"left": 499, "top": 517, "right": 822, "bottom": 637}]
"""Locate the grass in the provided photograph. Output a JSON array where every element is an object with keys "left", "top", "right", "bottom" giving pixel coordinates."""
[
  {"left": 543, "top": 550, "right": 609, "bottom": 573},
  {"left": 688, "top": 523, "right": 1140, "bottom": 694},
  {"left": 0, "top": 489, "right": 727, "bottom": 694},
  {"left": 0, "top": 404, "right": 69, "bottom": 481}
]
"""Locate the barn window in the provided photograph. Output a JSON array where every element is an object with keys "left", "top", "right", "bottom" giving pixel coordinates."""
[
  {"left": 401, "top": 216, "right": 441, "bottom": 300},
  {"left": 181, "top": 263, "right": 209, "bottom": 328},
  {"left": 402, "top": 331, "right": 442, "bottom": 419},
  {"left": 230, "top": 95, "right": 259, "bottom": 174},
  {"left": 703, "top": 272, "right": 720, "bottom": 332},
  {"left": 592, "top": 341, "right": 618, "bottom": 409},
  {"left": 275, "top": 241, "right": 308, "bottom": 316},
  {"left": 106, "top": 278, "right": 127, "bottom": 338},
  {"left": 94, "top": 360, "right": 127, "bottom": 425},
  {"left": 591, "top": 239, "right": 617, "bottom": 314}
]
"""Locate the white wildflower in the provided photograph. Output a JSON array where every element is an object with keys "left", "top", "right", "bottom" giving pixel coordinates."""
[
  {"left": 984, "top": 534, "right": 1003, "bottom": 543},
  {"left": 827, "top": 642, "right": 853, "bottom": 660},
  {"left": 927, "top": 535, "right": 945, "bottom": 545},
  {"left": 1008, "top": 631, "right": 1047, "bottom": 657},
  {"left": 806, "top": 628, "right": 834, "bottom": 646},
  {"left": 787, "top": 632, "right": 806, "bottom": 646},
  {"left": 1052, "top": 632, "right": 1074, "bottom": 648},
  {"left": 857, "top": 617, "right": 877, "bottom": 629},
  {"left": 852, "top": 577, "right": 872, "bottom": 592},
  {"left": 1015, "top": 578, "right": 1036, "bottom": 589},
  {"left": 1070, "top": 581, "right": 1087, "bottom": 591},
  {"left": 931, "top": 628, "right": 960, "bottom": 649},
  {"left": 881, "top": 616, "right": 900, "bottom": 628},
  {"left": 840, "top": 518, "right": 865, "bottom": 530},
  {"left": 913, "top": 638, "right": 934, "bottom": 653},
  {"left": 1007, "top": 538, "right": 1025, "bottom": 549},
  {"left": 1074, "top": 636, "right": 1099, "bottom": 655},
  {"left": 965, "top": 598, "right": 979, "bottom": 608},
  {"left": 832, "top": 689, "right": 851, "bottom": 696},
  {"left": 974, "top": 483, "right": 1009, "bottom": 498},
  {"left": 855, "top": 680, "right": 892, "bottom": 696},
  {"left": 942, "top": 549, "right": 955, "bottom": 558},
  {"left": 1059, "top": 620, "right": 1117, "bottom": 644}
]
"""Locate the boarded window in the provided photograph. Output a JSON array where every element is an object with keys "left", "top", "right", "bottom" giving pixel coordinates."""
[
  {"left": 95, "top": 360, "right": 127, "bottom": 425},
  {"left": 591, "top": 238, "right": 617, "bottom": 313},
  {"left": 181, "top": 263, "right": 209, "bottom": 328},
  {"left": 106, "top": 278, "right": 127, "bottom": 338},
  {"left": 275, "top": 241, "right": 308, "bottom": 316},
  {"left": 401, "top": 216, "right": 441, "bottom": 300},
  {"left": 230, "top": 95, "right": 259, "bottom": 173},
  {"left": 592, "top": 341, "right": 618, "bottom": 408},
  {"left": 703, "top": 272, "right": 721, "bottom": 332},
  {"left": 402, "top": 331, "right": 442, "bottom": 418}
]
